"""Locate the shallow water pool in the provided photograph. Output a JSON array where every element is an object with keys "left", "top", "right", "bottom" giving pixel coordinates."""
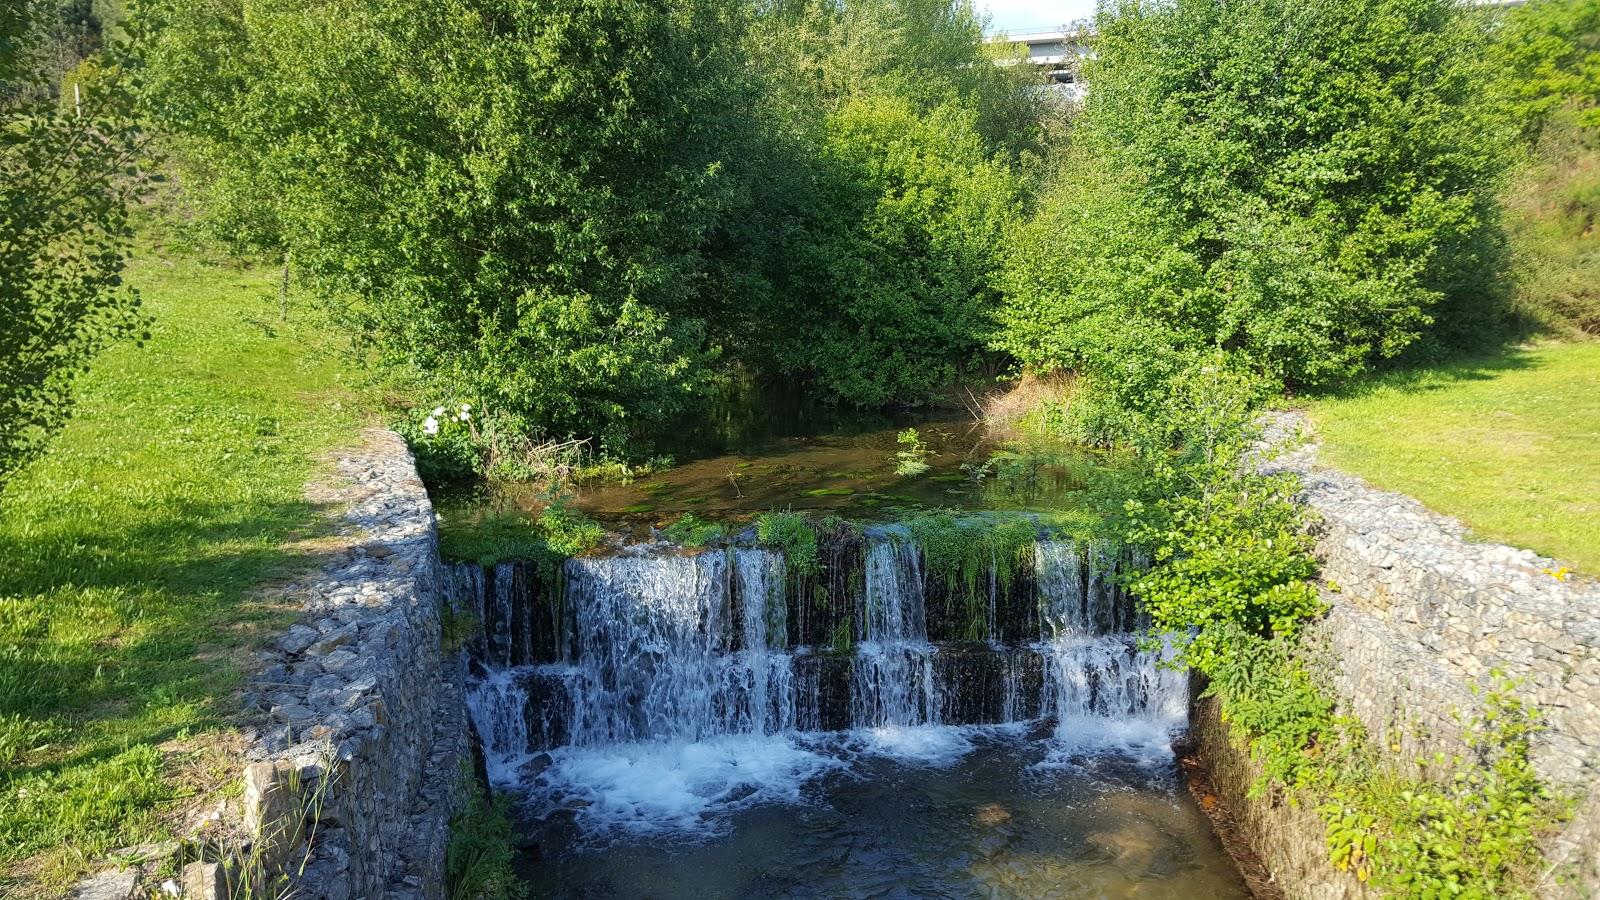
[{"left": 511, "top": 727, "right": 1249, "bottom": 900}]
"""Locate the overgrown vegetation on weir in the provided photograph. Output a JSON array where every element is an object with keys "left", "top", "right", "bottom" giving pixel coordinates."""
[
  {"left": 907, "top": 514, "right": 1039, "bottom": 642},
  {"left": 1108, "top": 366, "right": 1569, "bottom": 898}
]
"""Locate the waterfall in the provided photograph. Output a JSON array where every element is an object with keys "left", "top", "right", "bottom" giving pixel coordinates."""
[
  {"left": 1033, "top": 540, "right": 1185, "bottom": 745},
  {"left": 458, "top": 530, "right": 1189, "bottom": 799},
  {"left": 852, "top": 539, "right": 939, "bottom": 728},
  {"left": 732, "top": 549, "right": 796, "bottom": 735}
]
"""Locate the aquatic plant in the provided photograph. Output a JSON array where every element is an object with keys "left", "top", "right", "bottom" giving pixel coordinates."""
[
  {"left": 894, "top": 428, "right": 932, "bottom": 477},
  {"left": 662, "top": 513, "right": 727, "bottom": 547}
]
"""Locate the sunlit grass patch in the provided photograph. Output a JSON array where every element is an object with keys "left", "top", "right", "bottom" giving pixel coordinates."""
[
  {"left": 1306, "top": 341, "right": 1600, "bottom": 573},
  {"left": 0, "top": 243, "right": 378, "bottom": 895}
]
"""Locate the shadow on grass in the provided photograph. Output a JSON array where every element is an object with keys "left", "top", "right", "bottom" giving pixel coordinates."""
[
  {"left": 1303, "top": 343, "right": 1548, "bottom": 403},
  {"left": 0, "top": 496, "right": 349, "bottom": 785}
]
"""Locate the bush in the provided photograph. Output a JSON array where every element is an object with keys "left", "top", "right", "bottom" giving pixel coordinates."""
[
  {"left": 1099, "top": 351, "right": 1562, "bottom": 898},
  {"left": 1492, "top": 0, "right": 1600, "bottom": 336},
  {"left": 996, "top": 0, "right": 1512, "bottom": 391},
  {"left": 1503, "top": 118, "right": 1600, "bottom": 334},
  {"left": 395, "top": 402, "right": 482, "bottom": 486},
  {"left": 1490, "top": 0, "right": 1600, "bottom": 141}
]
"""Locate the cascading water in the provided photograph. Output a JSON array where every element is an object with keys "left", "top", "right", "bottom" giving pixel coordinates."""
[
  {"left": 852, "top": 537, "right": 939, "bottom": 729},
  {"left": 1033, "top": 541, "right": 1187, "bottom": 750},
  {"left": 450, "top": 528, "right": 1255, "bottom": 898},
  {"left": 456, "top": 531, "right": 1190, "bottom": 836}
]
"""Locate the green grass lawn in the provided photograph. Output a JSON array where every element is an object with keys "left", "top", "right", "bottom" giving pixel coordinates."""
[
  {"left": 1306, "top": 341, "right": 1600, "bottom": 574},
  {"left": 0, "top": 241, "right": 378, "bottom": 894}
]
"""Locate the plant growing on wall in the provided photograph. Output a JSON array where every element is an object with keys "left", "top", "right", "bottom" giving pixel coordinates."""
[{"left": 1106, "top": 357, "right": 1565, "bottom": 898}]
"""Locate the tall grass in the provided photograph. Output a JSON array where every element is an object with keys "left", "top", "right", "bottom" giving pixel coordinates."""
[{"left": 1505, "top": 117, "right": 1600, "bottom": 336}]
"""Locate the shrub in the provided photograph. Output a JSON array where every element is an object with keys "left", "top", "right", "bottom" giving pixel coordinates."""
[
  {"left": 395, "top": 403, "right": 482, "bottom": 486},
  {"left": 775, "top": 96, "right": 1022, "bottom": 406},
  {"left": 1102, "top": 352, "right": 1562, "bottom": 898},
  {"left": 996, "top": 0, "right": 1513, "bottom": 391}
]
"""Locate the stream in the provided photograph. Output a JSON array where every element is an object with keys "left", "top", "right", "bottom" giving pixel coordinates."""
[{"left": 450, "top": 531, "right": 1251, "bottom": 898}]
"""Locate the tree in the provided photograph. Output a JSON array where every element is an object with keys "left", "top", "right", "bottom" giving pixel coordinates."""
[
  {"left": 1491, "top": 0, "right": 1600, "bottom": 140},
  {"left": 997, "top": 0, "right": 1513, "bottom": 394},
  {"left": 1, "top": 0, "right": 144, "bottom": 490},
  {"left": 141, "top": 0, "right": 772, "bottom": 452},
  {"left": 776, "top": 96, "right": 1022, "bottom": 406},
  {"left": 744, "top": 0, "right": 1040, "bottom": 406}
]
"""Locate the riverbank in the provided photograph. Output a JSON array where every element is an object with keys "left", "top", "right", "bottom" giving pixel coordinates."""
[
  {"left": 1306, "top": 340, "right": 1600, "bottom": 573},
  {"left": 0, "top": 244, "right": 381, "bottom": 895}
]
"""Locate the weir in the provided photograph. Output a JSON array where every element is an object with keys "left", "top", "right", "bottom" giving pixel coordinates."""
[
  {"left": 453, "top": 530, "right": 1187, "bottom": 791},
  {"left": 447, "top": 525, "right": 1252, "bottom": 897}
]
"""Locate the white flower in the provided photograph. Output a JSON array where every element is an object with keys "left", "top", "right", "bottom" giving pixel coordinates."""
[
  {"left": 460, "top": 403, "right": 471, "bottom": 412},
  {"left": 432, "top": 406, "right": 446, "bottom": 417},
  {"left": 457, "top": 410, "right": 471, "bottom": 422},
  {"left": 422, "top": 416, "right": 440, "bottom": 436}
]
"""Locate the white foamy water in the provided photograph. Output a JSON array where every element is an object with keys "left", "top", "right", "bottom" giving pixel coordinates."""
[
  {"left": 460, "top": 535, "right": 1192, "bottom": 840},
  {"left": 531, "top": 733, "right": 845, "bottom": 838}
]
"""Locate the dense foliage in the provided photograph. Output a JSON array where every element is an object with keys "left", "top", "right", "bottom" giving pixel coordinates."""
[
  {"left": 140, "top": 0, "right": 770, "bottom": 453},
  {"left": 1493, "top": 0, "right": 1600, "bottom": 334},
  {"left": 137, "top": 0, "right": 1038, "bottom": 454},
  {"left": 1, "top": 1, "right": 143, "bottom": 490},
  {"left": 997, "top": 0, "right": 1512, "bottom": 410},
  {"left": 1110, "top": 362, "right": 1564, "bottom": 898},
  {"left": 1493, "top": 0, "right": 1600, "bottom": 139}
]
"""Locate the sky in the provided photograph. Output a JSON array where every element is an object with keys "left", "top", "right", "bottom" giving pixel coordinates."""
[{"left": 978, "top": 0, "right": 1097, "bottom": 33}]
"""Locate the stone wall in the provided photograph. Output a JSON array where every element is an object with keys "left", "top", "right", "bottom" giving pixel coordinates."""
[
  {"left": 1204, "top": 413, "right": 1600, "bottom": 898},
  {"left": 74, "top": 429, "right": 467, "bottom": 900},
  {"left": 241, "top": 428, "right": 467, "bottom": 899},
  {"left": 1189, "top": 696, "right": 1373, "bottom": 900}
]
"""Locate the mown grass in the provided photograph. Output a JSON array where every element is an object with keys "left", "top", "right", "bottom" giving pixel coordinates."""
[
  {"left": 1306, "top": 341, "right": 1600, "bottom": 573},
  {"left": 0, "top": 239, "right": 376, "bottom": 894}
]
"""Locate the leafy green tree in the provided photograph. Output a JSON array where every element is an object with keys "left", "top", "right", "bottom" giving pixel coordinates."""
[
  {"left": 1491, "top": 0, "right": 1600, "bottom": 140},
  {"left": 140, "top": 0, "right": 771, "bottom": 452},
  {"left": 998, "top": 0, "right": 1512, "bottom": 395},
  {"left": 1, "top": 1, "right": 144, "bottom": 490},
  {"left": 744, "top": 0, "right": 1038, "bottom": 406},
  {"left": 777, "top": 96, "right": 1022, "bottom": 405}
]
